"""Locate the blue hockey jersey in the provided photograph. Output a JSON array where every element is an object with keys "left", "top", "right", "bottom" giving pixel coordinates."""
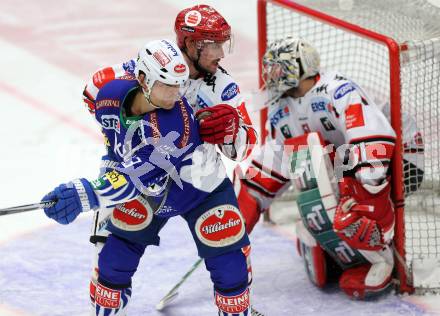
[{"left": 91, "top": 78, "right": 225, "bottom": 218}]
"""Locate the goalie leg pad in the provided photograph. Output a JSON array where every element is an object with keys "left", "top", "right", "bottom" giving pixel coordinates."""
[
  {"left": 205, "top": 248, "right": 251, "bottom": 315},
  {"left": 298, "top": 239, "right": 327, "bottom": 288},
  {"left": 339, "top": 263, "right": 392, "bottom": 299},
  {"left": 339, "top": 244, "right": 393, "bottom": 299}
]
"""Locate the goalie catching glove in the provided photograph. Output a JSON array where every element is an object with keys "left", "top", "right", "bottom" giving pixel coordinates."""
[{"left": 196, "top": 104, "right": 239, "bottom": 144}]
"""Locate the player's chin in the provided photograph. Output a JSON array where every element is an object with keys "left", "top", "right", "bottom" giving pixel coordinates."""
[
  {"left": 160, "top": 101, "right": 177, "bottom": 110},
  {"left": 204, "top": 60, "right": 220, "bottom": 73}
]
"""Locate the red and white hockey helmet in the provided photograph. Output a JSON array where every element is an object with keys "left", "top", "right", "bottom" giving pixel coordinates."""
[
  {"left": 134, "top": 39, "right": 189, "bottom": 102},
  {"left": 263, "top": 37, "right": 320, "bottom": 94},
  {"left": 174, "top": 4, "right": 233, "bottom": 53}
]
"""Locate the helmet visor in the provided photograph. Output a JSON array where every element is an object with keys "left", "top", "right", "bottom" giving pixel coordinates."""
[{"left": 198, "top": 36, "right": 234, "bottom": 57}]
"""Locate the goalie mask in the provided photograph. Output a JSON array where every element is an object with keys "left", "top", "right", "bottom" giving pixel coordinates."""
[
  {"left": 262, "top": 37, "right": 320, "bottom": 97},
  {"left": 134, "top": 39, "right": 189, "bottom": 105}
]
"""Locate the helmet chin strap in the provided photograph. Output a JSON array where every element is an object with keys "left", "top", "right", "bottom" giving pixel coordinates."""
[
  {"left": 194, "top": 49, "right": 207, "bottom": 75},
  {"left": 142, "top": 87, "right": 161, "bottom": 109}
]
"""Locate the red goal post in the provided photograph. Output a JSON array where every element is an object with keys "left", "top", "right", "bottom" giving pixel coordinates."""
[{"left": 258, "top": 0, "right": 440, "bottom": 294}]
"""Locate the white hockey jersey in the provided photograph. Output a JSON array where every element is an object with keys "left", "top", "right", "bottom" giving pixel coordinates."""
[{"left": 243, "top": 71, "right": 423, "bottom": 209}]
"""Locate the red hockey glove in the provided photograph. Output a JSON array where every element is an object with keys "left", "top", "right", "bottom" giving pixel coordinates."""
[
  {"left": 333, "top": 177, "right": 394, "bottom": 251},
  {"left": 196, "top": 104, "right": 240, "bottom": 144}
]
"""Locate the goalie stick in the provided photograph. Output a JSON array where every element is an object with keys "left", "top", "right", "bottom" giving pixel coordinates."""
[{"left": 0, "top": 200, "right": 55, "bottom": 216}]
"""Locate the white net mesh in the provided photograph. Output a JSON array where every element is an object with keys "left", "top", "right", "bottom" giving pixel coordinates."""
[{"left": 264, "top": 0, "right": 440, "bottom": 291}]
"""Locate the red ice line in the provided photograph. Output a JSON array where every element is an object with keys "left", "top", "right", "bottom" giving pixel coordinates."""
[{"left": 0, "top": 80, "right": 101, "bottom": 142}]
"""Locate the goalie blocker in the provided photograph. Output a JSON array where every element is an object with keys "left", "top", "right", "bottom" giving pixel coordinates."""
[{"left": 290, "top": 133, "right": 394, "bottom": 299}]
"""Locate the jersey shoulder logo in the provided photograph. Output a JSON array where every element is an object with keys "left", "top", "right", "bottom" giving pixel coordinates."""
[
  {"left": 101, "top": 114, "right": 121, "bottom": 133},
  {"left": 221, "top": 82, "right": 240, "bottom": 101},
  {"left": 334, "top": 82, "right": 355, "bottom": 99}
]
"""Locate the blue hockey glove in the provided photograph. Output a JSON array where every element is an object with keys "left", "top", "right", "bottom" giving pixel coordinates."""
[{"left": 42, "top": 178, "right": 99, "bottom": 225}]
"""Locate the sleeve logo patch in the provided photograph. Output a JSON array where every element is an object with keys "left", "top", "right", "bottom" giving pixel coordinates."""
[
  {"left": 195, "top": 205, "right": 245, "bottom": 247},
  {"left": 334, "top": 82, "right": 355, "bottom": 99},
  {"left": 101, "top": 115, "right": 120, "bottom": 134},
  {"left": 345, "top": 103, "right": 365, "bottom": 129},
  {"left": 91, "top": 177, "right": 106, "bottom": 190},
  {"left": 221, "top": 83, "right": 239, "bottom": 101},
  {"left": 105, "top": 170, "right": 127, "bottom": 189}
]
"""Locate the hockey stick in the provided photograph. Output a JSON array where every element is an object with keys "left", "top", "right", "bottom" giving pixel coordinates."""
[
  {"left": 0, "top": 200, "right": 55, "bottom": 216},
  {"left": 251, "top": 307, "right": 265, "bottom": 316},
  {"left": 156, "top": 257, "right": 203, "bottom": 311},
  {"left": 156, "top": 258, "right": 265, "bottom": 315}
]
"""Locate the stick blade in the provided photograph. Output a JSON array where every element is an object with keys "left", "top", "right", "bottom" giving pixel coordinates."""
[{"left": 156, "top": 291, "right": 179, "bottom": 311}]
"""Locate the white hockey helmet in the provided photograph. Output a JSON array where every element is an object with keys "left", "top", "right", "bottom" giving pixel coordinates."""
[
  {"left": 262, "top": 37, "right": 320, "bottom": 94},
  {"left": 134, "top": 39, "right": 189, "bottom": 103}
]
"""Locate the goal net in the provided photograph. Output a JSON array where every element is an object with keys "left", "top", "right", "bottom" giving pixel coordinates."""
[{"left": 258, "top": 0, "right": 440, "bottom": 293}]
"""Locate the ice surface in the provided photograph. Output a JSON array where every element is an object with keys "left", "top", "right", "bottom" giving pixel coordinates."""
[{"left": 0, "top": 0, "right": 439, "bottom": 315}]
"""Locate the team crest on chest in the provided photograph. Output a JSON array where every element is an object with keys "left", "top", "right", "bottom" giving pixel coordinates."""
[{"left": 195, "top": 205, "right": 245, "bottom": 247}]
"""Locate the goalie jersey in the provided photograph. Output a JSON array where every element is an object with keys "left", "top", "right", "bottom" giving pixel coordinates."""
[
  {"left": 244, "top": 71, "right": 424, "bottom": 208},
  {"left": 263, "top": 71, "right": 394, "bottom": 181},
  {"left": 91, "top": 77, "right": 227, "bottom": 218}
]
